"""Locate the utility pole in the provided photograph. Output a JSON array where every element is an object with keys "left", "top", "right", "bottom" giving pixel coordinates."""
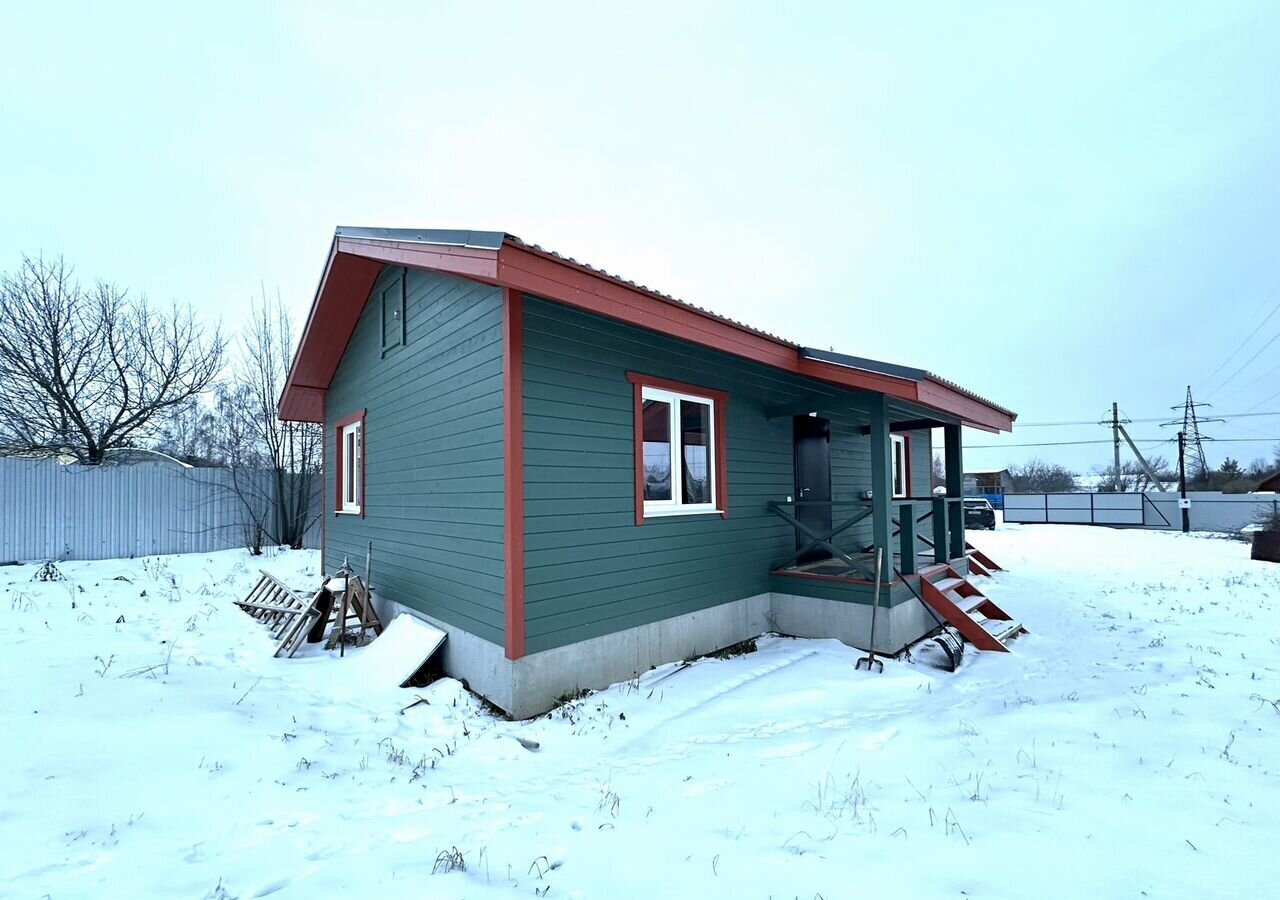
[
  {"left": 1112, "top": 402, "right": 1122, "bottom": 491},
  {"left": 1177, "top": 431, "right": 1189, "bottom": 533},
  {"left": 1118, "top": 423, "right": 1168, "bottom": 491}
]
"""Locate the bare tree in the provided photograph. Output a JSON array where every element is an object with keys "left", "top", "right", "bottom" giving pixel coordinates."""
[
  {"left": 154, "top": 396, "right": 222, "bottom": 465},
  {"left": 1008, "top": 459, "right": 1076, "bottom": 493},
  {"left": 0, "top": 255, "right": 224, "bottom": 464},
  {"left": 212, "top": 292, "right": 321, "bottom": 550},
  {"left": 1094, "top": 456, "right": 1176, "bottom": 493},
  {"left": 931, "top": 452, "right": 945, "bottom": 490}
]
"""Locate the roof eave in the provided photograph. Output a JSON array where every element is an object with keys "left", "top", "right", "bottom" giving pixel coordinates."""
[{"left": 279, "top": 228, "right": 1018, "bottom": 433}]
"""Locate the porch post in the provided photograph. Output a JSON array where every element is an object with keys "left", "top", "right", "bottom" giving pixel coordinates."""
[
  {"left": 944, "top": 423, "right": 965, "bottom": 560},
  {"left": 869, "top": 394, "right": 893, "bottom": 582},
  {"left": 898, "top": 502, "right": 917, "bottom": 576},
  {"left": 932, "top": 497, "right": 949, "bottom": 564}
]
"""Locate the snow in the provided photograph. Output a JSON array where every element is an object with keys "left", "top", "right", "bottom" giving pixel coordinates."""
[
  {"left": 327, "top": 613, "right": 447, "bottom": 690},
  {"left": 3, "top": 526, "right": 1280, "bottom": 898}
]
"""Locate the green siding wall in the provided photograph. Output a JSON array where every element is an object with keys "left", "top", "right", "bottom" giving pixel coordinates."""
[
  {"left": 325, "top": 267, "right": 506, "bottom": 645},
  {"left": 520, "top": 296, "right": 935, "bottom": 654}
]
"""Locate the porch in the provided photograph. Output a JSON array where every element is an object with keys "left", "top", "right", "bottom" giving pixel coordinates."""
[
  {"left": 756, "top": 378, "right": 974, "bottom": 626},
  {"left": 767, "top": 496, "right": 974, "bottom": 608}
]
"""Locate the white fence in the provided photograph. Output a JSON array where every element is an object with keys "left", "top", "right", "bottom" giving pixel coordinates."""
[
  {"left": 1004, "top": 490, "right": 1277, "bottom": 534},
  {"left": 0, "top": 457, "right": 321, "bottom": 562}
]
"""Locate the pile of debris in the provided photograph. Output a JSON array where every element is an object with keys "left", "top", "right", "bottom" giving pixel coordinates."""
[{"left": 236, "top": 563, "right": 384, "bottom": 658}]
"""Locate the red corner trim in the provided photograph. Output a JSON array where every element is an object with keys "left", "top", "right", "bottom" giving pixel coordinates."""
[
  {"left": 631, "top": 378, "right": 644, "bottom": 526},
  {"left": 625, "top": 372, "right": 730, "bottom": 524},
  {"left": 320, "top": 392, "right": 327, "bottom": 565},
  {"left": 333, "top": 409, "right": 366, "bottom": 518},
  {"left": 903, "top": 433, "right": 913, "bottom": 499},
  {"left": 503, "top": 289, "right": 526, "bottom": 660}
]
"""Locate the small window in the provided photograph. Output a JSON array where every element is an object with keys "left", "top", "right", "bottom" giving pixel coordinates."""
[
  {"left": 380, "top": 273, "right": 405, "bottom": 353},
  {"left": 891, "top": 434, "right": 909, "bottom": 498},
  {"left": 335, "top": 412, "right": 365, "bottom": 515},
  {"left": 628, "top": 373, "right": 728, "bottom": 522}
]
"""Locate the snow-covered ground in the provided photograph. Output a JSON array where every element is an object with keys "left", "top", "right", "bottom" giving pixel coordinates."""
[{"left": 4, "top": 525, "right": 1279, "bottom": 898}]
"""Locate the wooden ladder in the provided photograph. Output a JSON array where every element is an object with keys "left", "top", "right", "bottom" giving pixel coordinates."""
[
  {"left": 919, "top": 565, "right": 1025, "bottom": 652},
  {"left": 236, "top": 571, "right": 326, "bottom": 658}
]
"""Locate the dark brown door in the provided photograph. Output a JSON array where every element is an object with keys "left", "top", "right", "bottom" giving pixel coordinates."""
[{"left": 793, "top": 415, "right": 832, "bottom": 564}]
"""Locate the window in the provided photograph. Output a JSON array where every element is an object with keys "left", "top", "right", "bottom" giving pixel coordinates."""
[
  {"left": 891, "top": 433, "right": 910, "bottom": 498},
  {"left": 335, "top": 411, "right": 366, "bottom": 516},
  {"left": 627, "top": 373, "right": 728, "bottom": 523},
  {"left": 380, "top": 271, "right": 406, "bottom": 354}
]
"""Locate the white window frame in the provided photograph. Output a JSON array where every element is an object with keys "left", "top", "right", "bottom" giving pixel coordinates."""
[
  {"left": 641, "top": 385, "right": 719, "bottom": 517},
  {"left": 891, "top": 433, "right": 908, "bottom": 499},
  {"left": 340, "top": 420, "right": 363, "bottom": 514}
]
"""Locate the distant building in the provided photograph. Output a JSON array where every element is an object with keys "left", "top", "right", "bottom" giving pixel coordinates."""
[
  {"left": 964, "top": 468, "right": 1014, "bottom": 507},
  {"left": 1256, "top": 470, "right": 1280, "bottom": 493}
]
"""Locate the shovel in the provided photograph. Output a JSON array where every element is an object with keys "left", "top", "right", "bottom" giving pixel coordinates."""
[{"left": 855, "top": 548, "right": 885, "bottom": 673}]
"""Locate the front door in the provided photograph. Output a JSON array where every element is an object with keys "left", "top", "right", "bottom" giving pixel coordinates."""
[{"left": 793, "top": 415, "right": 832, "bottom": 565}]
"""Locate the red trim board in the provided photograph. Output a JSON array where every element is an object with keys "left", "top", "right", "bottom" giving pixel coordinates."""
[{"left": 503, "top": 289, "right": 526, "bottom": 660}]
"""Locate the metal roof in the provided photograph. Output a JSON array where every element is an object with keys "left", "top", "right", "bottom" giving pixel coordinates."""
[
  {"left": 801, "top": 349, "right": 1016, "bottom": 419},
  {"left": 329, "top": 226, "right": 1015, "bottom": 421},
  {"left": 334, "top": 226, "right": 505, "bottom": 250},
  {"left": 801, "top": 348, "right": 929, "bottom": 382}
]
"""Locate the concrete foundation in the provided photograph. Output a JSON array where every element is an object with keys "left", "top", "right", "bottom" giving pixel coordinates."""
[
  {"left": 770, "top": 591, "right": 938, "bottom": 656},
  {"left": 377, "top": 585, "right": 942, "bottom": 719}
]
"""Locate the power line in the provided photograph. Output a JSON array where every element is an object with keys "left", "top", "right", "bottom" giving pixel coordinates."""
[
  {"left": 1199, "top": 281, "right": 1280, "bottom": 396},
  {"left": 1211, "top": 358, "right": 1280, "bottom": 406},
  {"left": 965, "top": 436, "right": 1279, "bottom": 449},
  {"left": 1012, "top": 410, "right": 1280, "bottom": 427},
  {"left": 1205, "top": 323, "right": 1280, "bottom": 401},
  {"left": 1243, "top": 385, "right": 1280, "bottom": 415},
  {"left": 966, "top": 437, "right": 1175, "bottom": 449}
]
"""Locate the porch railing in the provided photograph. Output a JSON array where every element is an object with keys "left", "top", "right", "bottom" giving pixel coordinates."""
[
  {"left": 768, "top": 496, "right": 967, "bottom": 580},
  {"left": 767, "top": 500, "right": 878, "bottom": 579}
]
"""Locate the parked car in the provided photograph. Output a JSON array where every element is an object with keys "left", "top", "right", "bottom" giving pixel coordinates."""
[{"left": 964, "top": 498, "right": 996, "bottom": 530}]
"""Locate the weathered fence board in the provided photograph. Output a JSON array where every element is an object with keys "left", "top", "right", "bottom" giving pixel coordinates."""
[{"left": 0, "top": 457, "right": 320, "bottom": 562}]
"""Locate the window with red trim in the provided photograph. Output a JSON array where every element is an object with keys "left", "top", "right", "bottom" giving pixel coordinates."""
[
  {"left": 334, "top": 410, "right": 366, "bottom": 516},
  {"left": 627, "top": 373, "right": 728, "bottom": 523}
]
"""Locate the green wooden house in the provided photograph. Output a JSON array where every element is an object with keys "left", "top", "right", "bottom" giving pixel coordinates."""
[{"left": 280, "top": 228, "right": 1016, "bottom": 717}]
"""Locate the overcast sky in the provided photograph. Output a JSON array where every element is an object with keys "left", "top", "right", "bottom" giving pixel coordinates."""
[{"left": 3, "top": 2, "right": 1278, "bottom": 475}]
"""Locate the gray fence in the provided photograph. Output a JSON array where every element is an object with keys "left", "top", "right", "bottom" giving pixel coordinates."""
[
  {"left": 1004, "top": 490, "right": 1277, "bottom": 534},
  {"left": 0, "top": 457, "right": 321, "bottom": 562}
]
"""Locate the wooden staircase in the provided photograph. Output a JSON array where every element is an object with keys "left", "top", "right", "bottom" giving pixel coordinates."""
[
  {"left": 919, "top": 564, "right": 1025, "bottom": 652},
  {"left": 964, "top": 541, "right": 1003, "bottom": 576}
]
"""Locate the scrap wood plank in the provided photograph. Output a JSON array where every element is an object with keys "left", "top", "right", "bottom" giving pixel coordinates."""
[
  {"left": 273, "top": 585, "right": 328, "bottom": 659},
  {"left": 275, "top": 603, "right": 323, "bottom": 658},
  {"left": 238, "top": 576, "right": 277, "bottom": 621},
  {"left": 236, "top": 572, "right": 300, "bottom": 620}
]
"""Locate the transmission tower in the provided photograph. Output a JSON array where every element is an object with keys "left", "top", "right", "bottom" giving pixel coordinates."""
[{"left": 1166, "top": 386, "right": 1220, "bottom": 480}]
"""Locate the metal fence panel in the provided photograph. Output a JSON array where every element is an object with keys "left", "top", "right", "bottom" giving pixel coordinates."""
[
  {"left": 0, "top": 457, "right": 321, "bottom": 562},
  {"left": 1003, "top": 494, "right": 1046, "bottom": 523},
  {"left": 1091, "top": 493, "right": 1144, "bottom": 525},
  {"left": 1003, "top": 490, "right": 1271, "bottom": 532}
]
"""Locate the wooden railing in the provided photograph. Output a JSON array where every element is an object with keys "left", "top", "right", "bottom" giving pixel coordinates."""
[
  {"left": 768, "top": 496, "right": 968, "bottom": 580},
  {"left": 767, "top": 499, "right": 877, "bottom": 579}
]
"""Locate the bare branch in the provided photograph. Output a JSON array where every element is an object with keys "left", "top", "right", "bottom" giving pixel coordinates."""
[{"left": 0, "top": 255, "right": 225, "bottom": 464}]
